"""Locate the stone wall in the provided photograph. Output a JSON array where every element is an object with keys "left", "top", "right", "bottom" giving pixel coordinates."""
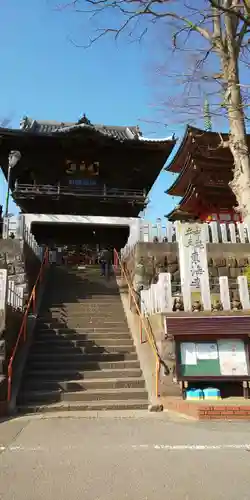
[{"left": 124, "top": 242, "right": 250, "bottom": 299}]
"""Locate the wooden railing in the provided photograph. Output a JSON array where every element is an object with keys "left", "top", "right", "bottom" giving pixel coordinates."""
[
  {"left": 14, "top": 183, "right": 146, "bottom": 201},
  {"left": 114, "top": 249, "right": 160, "bottom": 398},
  {"left": 7, "top": 248, "right": 49, "bottom": 403}
]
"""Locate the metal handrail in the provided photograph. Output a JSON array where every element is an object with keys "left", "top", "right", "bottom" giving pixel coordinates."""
[
  {"left": 113, "top": 248, "right": 160, "bottom": 398},
  {"left": 7, "top": 248, "right": 49, "bottom": 402}
]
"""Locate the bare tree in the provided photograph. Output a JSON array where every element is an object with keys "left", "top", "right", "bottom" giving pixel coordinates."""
[{"left": 58, "top": 1, "right": 250, "bottom": 219}]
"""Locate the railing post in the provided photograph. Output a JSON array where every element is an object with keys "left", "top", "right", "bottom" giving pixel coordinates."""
[
  {"left": 128, "top": 289, "right": 131, "bottom": 310},
  {"left": 139, "top": 319, "right": 143, "bottom": 344},
  {"left": 113, "top": 249, "right": 118, "bottom": 272},
  {"left": 32, "top": 289, "right": 36, "bottom": 314},
  {"left": 23, "top": 315, "right": 27, "bottom": 342},
  {"left": 7, "top": 364, "right": 12, "bottom": 402},
  {"left": 156, "top": 358, "right": 160, "bottom": 397}
]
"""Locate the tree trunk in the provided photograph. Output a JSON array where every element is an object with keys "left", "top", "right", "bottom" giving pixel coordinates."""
[
  {"left": 228, "top": 118, "right": 250, "bottom": 220},
  {"left": 222, "top": 43, "right": 250, "bottom": 220}
]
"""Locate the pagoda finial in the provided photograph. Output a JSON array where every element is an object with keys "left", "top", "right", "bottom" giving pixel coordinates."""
[{"left": 204, "top": 96, "right": 212, "bottom": 132}]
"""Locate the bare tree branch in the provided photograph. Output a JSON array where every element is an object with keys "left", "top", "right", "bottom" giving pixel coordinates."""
[{"left": 56, "top": 0, "right": 250, "bottom": 218}]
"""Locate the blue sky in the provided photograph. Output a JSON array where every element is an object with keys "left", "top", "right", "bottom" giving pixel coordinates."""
[
  {"left": 0, "top": 0, "right": 229, "bottom": 221},
  {"left": 0, "top": 0, "right": 184, "bottom": 220}
]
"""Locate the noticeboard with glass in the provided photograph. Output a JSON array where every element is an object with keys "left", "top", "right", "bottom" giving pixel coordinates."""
[{"left": 179, "top": 339, "right": 249, "bottom": 378}]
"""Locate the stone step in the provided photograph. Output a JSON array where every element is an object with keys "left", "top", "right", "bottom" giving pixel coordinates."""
[
  {"left": 44, "top": 305, "right": 125, "bottom": 311},
  {"left": 44, "top": 293, "right": 120, "bottom": 298},
  {"left": 28, "top": 352, "right": 138, "bottom": 362},
  {"left": 41, "top": 307, "right": 125, "bottom": 314},
  {"left": 48, "top": 302, "right": 124, "bottom": 309},
  {"left": 21, "top": 377, "right": 145, "bottom": 392},
  {"left": 17, "top": 399, "right": 149, "bottom": 414},
  {"left": 18, "top": 267, "right": 148, "bottom": 414},
  {"left": 38, "top": 314, "right": 127, "bottom": 321},
  {"left": 26, "top": 359, "right": 141, "bottom": 370},
  {"left": 37, "top": 326, "right": 130, "bottom": 334},
  {"left": 34, "top": 337, "right": 133, "bottom": 347},
  {"left": 30, "top": 344, "right": 136, "bottom": 354},
  {"left": 47, "top": 292, "right": 120, "bottom": 297},
  {"left": 47, "top": 302, "right": 125, "bottom": 309},
  {"left": 45, "top": 311, "right": 126, "bottom": 318},
  {"left": 23, "top": 367, "right": 142, "bottom": 381},
  {"left": 37, "top": 320, "right": 128, "bottom": 328},
  {"left": 19, "top": 387, "right": 148, "bottom": 404},
  {"left": 35, "top": 331, "right": 131, "bottom": 341}
]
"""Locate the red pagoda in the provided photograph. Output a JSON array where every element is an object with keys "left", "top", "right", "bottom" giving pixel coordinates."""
[{"left": 165, "top": 126, "right": 244, "bottom": 223}]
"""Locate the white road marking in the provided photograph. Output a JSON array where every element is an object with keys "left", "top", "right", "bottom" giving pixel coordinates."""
[
  {"left": 1, "top": 443, "right": 250, "bottom": 453},
  {"left": 132, "top": 444, "right": 250, "bottom": 451}
]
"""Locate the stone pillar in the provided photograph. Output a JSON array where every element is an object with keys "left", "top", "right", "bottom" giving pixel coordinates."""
[
  {"left": 219, "top": 276, "right": 231, "bottom": 310},
  {"left": 210, "top": 221, "right": 219, "bottom": 243},
  {"left": 237, "top": 276, "right": 250, "bottom": 310},
  {"left": 158, "top": 273, "right": 172, "bottom": 313},
  {"left": 228, "top": 223, "right": 236, "bottom": 243}
]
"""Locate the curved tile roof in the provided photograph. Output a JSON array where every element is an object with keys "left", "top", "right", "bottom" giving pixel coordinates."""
[{"left": 19, "top": 116, "right": 175, "bottom": 144}]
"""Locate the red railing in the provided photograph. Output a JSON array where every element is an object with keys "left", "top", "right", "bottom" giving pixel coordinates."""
[{"left": 7, "top": 247, "right": 49, "bottom": 403}]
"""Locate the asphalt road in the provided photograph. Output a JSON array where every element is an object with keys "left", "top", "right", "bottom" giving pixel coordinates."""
[{"left": 1, "top": 411, "right": 250, "bottom": 500}]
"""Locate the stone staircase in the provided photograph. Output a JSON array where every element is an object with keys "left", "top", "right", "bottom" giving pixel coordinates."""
[{"left": 17, "top": 266, "right": 148, "bottom": 413}]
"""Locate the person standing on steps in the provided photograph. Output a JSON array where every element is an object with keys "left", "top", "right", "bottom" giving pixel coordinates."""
[{"left": 99, "top": 246, "right": 112, "bottom": 279}]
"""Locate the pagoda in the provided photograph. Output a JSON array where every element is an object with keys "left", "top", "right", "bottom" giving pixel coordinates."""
[
  {"left": 165, "top": 126, "right": 245, "bottom": 223},
  {"left": 0, "top": 115, "right": 176, "bottom": 218}
]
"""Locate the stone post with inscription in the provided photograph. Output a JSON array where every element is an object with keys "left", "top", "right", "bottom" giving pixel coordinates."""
[
  {"left": 158, "top": 273, "right": 173, "bottom": 313},
  {"left": 178, "top": 223, "right": 211, "bottom": 311}
]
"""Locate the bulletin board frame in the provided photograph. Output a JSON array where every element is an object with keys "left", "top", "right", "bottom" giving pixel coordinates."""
[{"left": 176, "top": 338, "right": 250, "bottom": 382}]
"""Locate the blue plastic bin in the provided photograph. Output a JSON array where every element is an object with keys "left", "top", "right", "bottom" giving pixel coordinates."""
[
  {"left": 203, "top": 387, "right": 221, "bottom": 400},
  {"left": 186, "top": 388, "right": 203, "bottom": 400}
]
